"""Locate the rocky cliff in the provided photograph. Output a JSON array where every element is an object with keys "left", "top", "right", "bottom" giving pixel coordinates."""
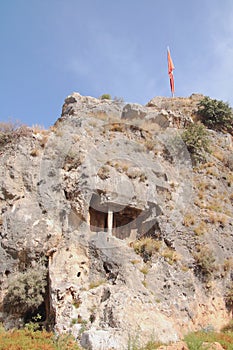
[{"left": 0, "top": 93, "right": 233, "bottom": 349}]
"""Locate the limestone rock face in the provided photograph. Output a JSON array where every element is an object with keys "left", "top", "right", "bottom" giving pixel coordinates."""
[{"left": 0, "top": 93, "right": 233, "bottom": 349}]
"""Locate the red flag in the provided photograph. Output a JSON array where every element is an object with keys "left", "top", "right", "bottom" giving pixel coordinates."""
[{"left": 167, "top": 47, "right": 175, "bottom": 96}]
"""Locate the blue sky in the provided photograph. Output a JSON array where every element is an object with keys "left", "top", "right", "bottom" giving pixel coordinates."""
[{"left": 1, "top": 0, "right": 233, "bottom": 128}]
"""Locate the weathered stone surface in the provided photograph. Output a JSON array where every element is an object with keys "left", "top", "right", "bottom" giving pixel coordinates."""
[
  {"left": 0, "top": 92, "right": 233, "bottom": 349},
  {"left": 80, "top": 328, "right": 127, "bottom": 350},
  {"left": 225, "top": 152, "right": 233, "bottom": 170},
  {"left": 121, "top": 103, "right": 147, "bottom": 120}
]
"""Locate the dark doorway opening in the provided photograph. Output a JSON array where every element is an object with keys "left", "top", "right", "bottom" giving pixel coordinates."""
[
  {"left": 89, "top": 193, "right": 143, "bottom": 239},
  {"left": 89, "top": 206, "right": 108, "bottom": 232}
]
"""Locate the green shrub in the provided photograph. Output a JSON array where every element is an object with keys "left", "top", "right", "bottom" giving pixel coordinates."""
[
  {"left": 184, "top": 332, "right": 204, "bottom": 350},
  {"left": 25, "top": 314, "right": 42, "bottom": 332},
  {"left": 181, "top": 122, "right": 211, "bottom": 164},
  {"left": 100, "top": 93, "right": 111, "bottom": 100},
  {"left": 5, "top": 264, "right": 47, "bottom": 315},
  {"left": 197, "top": 96, "right": 233, "bottom": 133},
  {"left": 184, "top": 330, "right": 233, "bottom": 350}
]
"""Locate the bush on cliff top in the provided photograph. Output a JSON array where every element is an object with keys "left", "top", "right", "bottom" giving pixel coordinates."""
[
  {"left": 197, "top": 96, "right": 233, "bottom": 134},
  {"left": 0, "top": 120, "right": 30, "bottom": 150},
  {"left": 100, "top": 93, "right": 111, "bottom": 100}
]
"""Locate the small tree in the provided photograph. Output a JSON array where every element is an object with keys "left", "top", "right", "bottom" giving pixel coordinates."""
[
  {"left": 197, "top": 96, "right": 233, "bottom": 133},
  {"left": 181, "top": 122, "right": 211, "bottom": 164},
  {"left": 5, "top": 264, "right": 47, "bottom": 315}
]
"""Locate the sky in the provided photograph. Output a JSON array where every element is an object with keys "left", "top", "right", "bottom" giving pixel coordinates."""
[{"left": 1, "top": 0, "right": 233, "bottom": 128}]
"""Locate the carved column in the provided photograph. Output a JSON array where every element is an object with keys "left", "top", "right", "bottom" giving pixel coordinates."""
[{"left": 107, "top": 207, "right": 113, "bottom": 235}]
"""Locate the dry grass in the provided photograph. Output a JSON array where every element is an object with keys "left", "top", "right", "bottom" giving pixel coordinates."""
[
  {"left": 226, "top": 173, "right": 233, "bottom": 186},
  {"left": 108, "top": 159, "right": 131, "bottom": 173},
  {"left": 140, "top": 264, "right": 150, "bottom": 275},
  {"left": 194, "top": 199, "right": 206, "bottom": 209},
  {"left": 206, "top": 200, "right": 223, "bottom": 213},
  {"left": 0, "top": 119, "right": 21, "bottom": 133},
  {"left": 198, "top": 161, "right": 215, "bottom": 169},
  {"left": 206, "top": 167, "right": 218, "bottom": 177},
  {"left": 139, "top": 173, "right": 147, "bottom": 182},
  {"left": 0, "top": 327, "right": 81, "bottom": 349},
  {"left": 230, "top": 192, "right": 233, "bottom": 202},
  {"left": 193, "top": 245, "right": 217, "bottom": 282},
  {"left": 0, "top": 122, "right": 31, "bottom": 149},
  {"left": 31, "top": 124, "right": 45, "bottom": 134},
  {"left": 212, "top": 149, "right": 225, "bottom": 162},
  {"left": 142, "top": 280, "right": 148, "bottom": 288},
  {"left": 130, "top": 259, "right": 141, "bottom": 265},
  {"left": 194, "top": 221, "right": 208, "bottom": 236},
  {"left": 183, "top": 213, "right": 196, "bottom": 227},
  {"left": 49, "top": 125, "right": 57, "bottom": 133},
  {"left": 89, "top": 279, "right": 106, "bottom": 289},
  {"left": 223, "top": 258, "right": 233, "bottom": 273},
  {"left": 108, "top": 123, "right": 125, "bottom": 132},
  {"left": 97, "top": 165, "right": 110, "bottom": 180},
  {"left": 39, "top": 135, "right": 49, "bottom": 148},
  {"left": 161, "top": 247, "right": 181, "bottom": 265},
  {"left": 197, "top": 190, "right": 205, "bottom": 200},
  {"left": 208, "top": 212, "right": 229, "bottom": 226},
  {"left": 132, "top": 237, "right": 161, "bottom": 262},
  {"left": 144, "top": 139, "right": 155, "bottom": 151},
  {"left": 181, "top": 264, "right": 189, "bottom": 272},
  {"left": 30, "top": 148, "right": 40, "bottom": 157},
  {"left": 196, "top": 180, "right": 210, "bottom": 191}
]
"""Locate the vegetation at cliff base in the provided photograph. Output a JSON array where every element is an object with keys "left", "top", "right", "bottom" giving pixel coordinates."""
[
  {"left": 184, "top": 329, "right": 233, "bottom": 350},
  {"left": 2, "top": 326, "right": 233, "bottom": 350},
  {"left": 5, "top": 264, "right": 47, "bottom": 315},
  {"left": 0, "top": 326, "right": 81, "bottom": 350}
]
